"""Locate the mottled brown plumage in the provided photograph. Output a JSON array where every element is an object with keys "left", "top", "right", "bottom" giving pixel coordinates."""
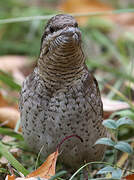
[{"left": 19, "top": 14, "right": 106, "bottom": 169}]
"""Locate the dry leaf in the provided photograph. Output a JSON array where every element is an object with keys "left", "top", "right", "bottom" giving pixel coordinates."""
[
  {"left": 0, "top": 107, "right": 20, "bottom": 129},
  {"left": 16, "top": 178, "right": 47, "bottom": 180},
  {"left": 0, "top": 56, "right": 31, "bottom": 85},
  {"left": 13, "top": 70, "right": 25, "bottom": 85},
  {"left": 6, "top": 176, "right": 47, "bottom": 180},
  {"left": 0, "top": 156, "right": 8, "bottom": 165},
  {"left": 4, "top": 149, "right": 58, "bottom": 180},
  {"left": 0, "top": 91, "right": 18, "bottom": 110},
  {"left": 59, "top": 0, "right": 113, "bottom": 25},
  {"left": 114, "top": 13, "right": 134, "bottom": 26},
  {"left": 0, "top": 92, "right": 20, "bottom": 129},
  {"left": 102, "top": 97, "right": 130, "bottom": 112},
  {"left": 0, "top": 92, "right": 9, "bottom": 107},
  {"left": 102, "top": 97, "right": 130, "bottom": 119},
  {"left": 123, "top": 174, "right": 134, "bottom": 180},
  {"left": 27, "top": 149, "right": 58, "bottom": 179},
  {"left": 10, "top": 148, "right": 22, "bottom": 158},
  {"left": 5, "top": 175, "right": 15, "bottom": 180},
  {"left": 2, "top": 135, "right": 15, "bottom": 143},
  {"left": 0, "top": 56, "right": 28, "bottom": 73},
  {"left": 117, "top": 152, "right": 128, "bottom": 167}
]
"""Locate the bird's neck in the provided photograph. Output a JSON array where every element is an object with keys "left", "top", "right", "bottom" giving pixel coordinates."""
[{"left": 37, "top": 45, "right": 86, "bottom": 90}]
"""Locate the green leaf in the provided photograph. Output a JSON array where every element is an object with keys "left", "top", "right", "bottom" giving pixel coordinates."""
[
  {"left": 0, "top": 70, "right": 21, "bottom": 91},
  {"left": 97, "top": 166, "right": 115, "bottom": 174},
  {"left": 0, "top": 127, "right": 23, "bottom": 141},
  {"left": 90, "top": 29, "right": 126, "bottom": 65},
  {"left": 111, "top": 110, "right": 134, "bottom": 119},
  {"left": 49, "top": 171, "right": 67, "bottom": 180},
  {"left": 116, "top": 117, "right": 133, "bottom": 128},
  {"left": 86, "top": 59, "right": 134, "bottom": 83},
  {"left": 103, "top": 119, "right": 117, "bottom": 129},
  {"left": 95, "top": 138, "right": 116, "bottom": 147},
  {"left": 114, "top": 141, "right": 133, "bottom": 154},
  {"left": 0, "top": 141, "right": 29, "bottom": 176},
  {"left": 0, "top": 168, "right": 7, "bottom": 173},
  {"left": 112, "top": 168, "right": 122, "bottom": 179}
]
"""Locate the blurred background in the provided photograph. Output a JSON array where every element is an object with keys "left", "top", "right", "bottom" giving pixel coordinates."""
[{"left": 0, "top": 0, "right": 134, "bottom": 178}]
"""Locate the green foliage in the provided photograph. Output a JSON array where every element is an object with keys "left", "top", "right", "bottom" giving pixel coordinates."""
[
  {"left": 103, "top": 119, "right": 118, "bottom": 130},
  {"left": 114, "top": 141, "right": 133, "bottom": 154},
  {"left": 95, "top": 117, "right": 134, "bottom": 179},
  {"left": 81, "top": 14, "right": 134, "bottom": 104},
  {"left": 97, "top": 166, "right": 122, "bottom": 179},
  {"left": 50, "top": 171, "right": 67, "bottom": 180},
  {"left": 96, "top": 138, "right": 133, "bottom": 154},
  {"left": 0, "top": 127, "right": 23, "bottom": 141},
  {"left": 111, "top": 109, "right": 134, "bottom": 120},
  {"left": 102, "top": 117, "right": 133, "bottom": 129},
  {"left": 0, "top": 168, "right": 8, "bottom": 174},
  {"left": 0, "top": 70, "right": 21, "bottom": 91},
  {"left": 95, "top": 138, "right": 116, "bottom": 146},
  {"left": 96, "top": 117, "right": 133, "bottom": 154},
  {"left": 0, "top": 141, "right": 29, "bottom": 176},
  {"left": 87, "top": 17, "right": 114, "bottom": 32},
  {"left": 0, "top": 0, "right": 57, "bottom": 56}
]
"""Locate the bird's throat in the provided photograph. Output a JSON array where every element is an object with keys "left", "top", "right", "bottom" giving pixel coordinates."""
[{"left": 38, "top": 45, "right": 85, "bottom": 89}]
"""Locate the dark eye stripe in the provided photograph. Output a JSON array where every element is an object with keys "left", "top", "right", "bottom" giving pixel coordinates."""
[
  {"left": 74, "top": 22, "right": 78, "bottom": 27},
  {"left": 50, "top": 26, "right": 55, "bottom": 33}
]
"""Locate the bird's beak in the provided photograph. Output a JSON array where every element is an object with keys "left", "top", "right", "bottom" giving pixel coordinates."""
[{"left": 61, "top": 27, "right": 81, "bottom": 45}]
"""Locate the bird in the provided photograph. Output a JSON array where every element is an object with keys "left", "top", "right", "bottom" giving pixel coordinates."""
[{"left": 19, "top": 14, "right": 107, "bottom": 170}]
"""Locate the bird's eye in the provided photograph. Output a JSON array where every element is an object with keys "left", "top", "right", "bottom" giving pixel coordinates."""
[{"left": 50, "top": 26, "right": 55, "bottom": 33}]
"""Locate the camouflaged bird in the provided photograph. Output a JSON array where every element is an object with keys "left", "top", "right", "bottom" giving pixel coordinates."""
[{"left": 19, "top": 14, "right": 106, "bottom": 169}]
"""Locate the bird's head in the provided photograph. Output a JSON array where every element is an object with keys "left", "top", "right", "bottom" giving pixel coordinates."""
[
  {"left": 40, "top": 14, "right": 82, "bottom": 56},
  {"left": 38, "top": 14, "right": 85, "bottom": 88}
]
